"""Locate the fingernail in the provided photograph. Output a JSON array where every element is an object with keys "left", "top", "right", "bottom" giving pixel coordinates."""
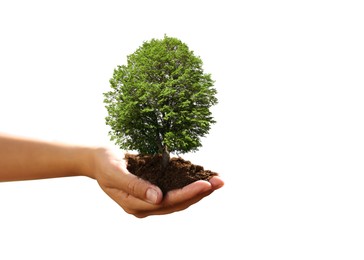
[{"left": 146, "top": 188, "right": 158, "bottom": 204}]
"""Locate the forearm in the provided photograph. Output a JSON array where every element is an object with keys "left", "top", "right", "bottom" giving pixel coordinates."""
[{"left": 0, "top": 134, "right": 94, "bottom": 182}]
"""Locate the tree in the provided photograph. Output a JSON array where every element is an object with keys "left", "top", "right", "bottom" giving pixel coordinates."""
[{"left": 104, "top": 35, "right": 217, "bottom": 168}]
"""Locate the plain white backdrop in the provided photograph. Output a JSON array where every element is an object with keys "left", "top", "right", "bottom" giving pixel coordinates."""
[{"left": 1, "top": 0, "right": 363, "bottom": 259}]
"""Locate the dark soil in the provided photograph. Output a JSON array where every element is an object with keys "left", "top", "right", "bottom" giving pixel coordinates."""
[{"left": 125, "top": 153, "right": 218, "bottom": 194}]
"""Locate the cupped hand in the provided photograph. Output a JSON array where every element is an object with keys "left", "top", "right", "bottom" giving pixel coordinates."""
[{"left": 90, "top": 148, "right": 224, "bottom": 218}]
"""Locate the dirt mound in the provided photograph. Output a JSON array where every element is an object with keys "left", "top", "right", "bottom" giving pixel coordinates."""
[{"left": 125, "top": 153, "right": 218, "bottom": 194}]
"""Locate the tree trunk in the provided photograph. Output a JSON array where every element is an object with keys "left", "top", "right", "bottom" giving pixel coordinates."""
[{"left": 162, "top": 146, "right": 170, "bottom": 169}]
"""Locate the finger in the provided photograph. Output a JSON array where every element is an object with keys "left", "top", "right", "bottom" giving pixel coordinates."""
[
  {"left": 209, "top": 176, "right": 225, "bottom": 190},
  {"left": 163, "top": 180, "right": 212, "bottom": 206},
  {"left": 115, "top": 180, "right": 213, "bottom": 217},
  {"left": 120, "top": 173, "right": 163, "bottom": 204},
  {"left": 135, "top": 180, "right": 214, "bottom": 217},
  {"left": 106, "top": 161, "right": 163, "bottom": 205},
  {"left": 106, "top": 179, "right": 218, "bottom": 218},
  {"left": 121, "top": 158, "right": 164, "bottom": 204},
  {"left": 126, "top": 177, "right": 223, "bottom": 214},
  {"left": 152, "top": 189, "right": 215, "bottom": 216},
  {"left": 103, "top": 186, "right": 157, "bottom": 216}
]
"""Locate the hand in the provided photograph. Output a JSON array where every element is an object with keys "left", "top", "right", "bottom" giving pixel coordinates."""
[{"left": 90, "top": 148, "right": 224, "bottom": 218}]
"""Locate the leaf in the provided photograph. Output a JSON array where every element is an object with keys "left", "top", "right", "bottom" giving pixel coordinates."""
[{"left": 103, "top": 35, "right": 218, "bottom": 155}]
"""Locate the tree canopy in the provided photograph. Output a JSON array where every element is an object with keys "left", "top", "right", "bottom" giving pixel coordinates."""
[{"left": 104, "top": 35, "right": 217, "bottom": 160}]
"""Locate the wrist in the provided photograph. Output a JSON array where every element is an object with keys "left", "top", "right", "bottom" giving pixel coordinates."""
[{"left": 73, "top": 146, "right": 98, "bottom": 179}]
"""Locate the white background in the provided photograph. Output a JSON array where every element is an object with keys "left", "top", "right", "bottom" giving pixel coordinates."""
[{"left": 1, "top": 0, "right": 364, "bottom": 259}]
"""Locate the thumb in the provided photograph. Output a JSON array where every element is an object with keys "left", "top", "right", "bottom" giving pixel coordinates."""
[{"left": 121, "top": 173, "right": 163, "bottom": 204}]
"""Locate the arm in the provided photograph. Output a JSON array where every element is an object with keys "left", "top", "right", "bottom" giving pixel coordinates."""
[
  {"left": 0, "top": 134, "right": 92, "bottom": 181},
  {"left": 0, "top": 134, "right": 224, "bottom": 217}
]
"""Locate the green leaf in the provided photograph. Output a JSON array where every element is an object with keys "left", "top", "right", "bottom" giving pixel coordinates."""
[{"left": 103, "top": 35, "right": 218, "bottom": 155}]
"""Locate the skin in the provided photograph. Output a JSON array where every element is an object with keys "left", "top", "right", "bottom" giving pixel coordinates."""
[{"left": 0, "top": 134, "right": 224, "bottom": 218}]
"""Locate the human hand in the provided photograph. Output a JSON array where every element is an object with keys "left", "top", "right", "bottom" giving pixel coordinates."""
[{"left": 89, "top": 148, "right": 224, "bottom": 218}]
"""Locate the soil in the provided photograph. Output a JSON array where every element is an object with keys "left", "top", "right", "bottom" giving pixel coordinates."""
[{"left": 125, "top": 153, "right": 218, "bottom": 194}]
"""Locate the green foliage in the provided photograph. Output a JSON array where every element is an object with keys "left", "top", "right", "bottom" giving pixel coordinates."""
[{"left": 104, "top": 35, "right": 217, "bottom": 156}]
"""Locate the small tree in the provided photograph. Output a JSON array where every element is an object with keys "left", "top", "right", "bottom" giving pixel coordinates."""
[{"left": 104, "top": 35, "right": 217, "bottom": 168}]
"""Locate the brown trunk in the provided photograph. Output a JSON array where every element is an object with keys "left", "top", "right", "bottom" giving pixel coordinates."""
[
  {"left": 162, "top": 146, "right": 170, "bottom": 169},
  {"left": 156, "top": 133, "right": 170, "bottom": 169}
]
